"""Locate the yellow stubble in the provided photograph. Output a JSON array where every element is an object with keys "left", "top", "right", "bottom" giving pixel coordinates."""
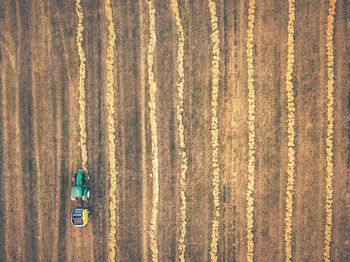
[
  {"left": 245, "top": 0, "right": 256, "bottom": 261},
  {"left": 104, "top": 0, "right": 120, "bottom": 261},
  {"left": 146, "top": 1, "right": 159, "bottom": 261},
  {"left": 323, "top": 1, "right": 336, "bottom": 261},
  {"left": 208, "top": 0, "right": 221, "bottom": 261},
  {"left": 75, "top": 0, "right": 88, "bottom": 173},
  {"left": 170, "top": 0, "right": 188, "bottom": 261},
  {"left": 284, "top": 0, "right": 296, "bottom": 261}
]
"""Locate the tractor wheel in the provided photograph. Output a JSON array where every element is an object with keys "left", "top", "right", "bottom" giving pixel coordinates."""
[
  {"left": 84, "top": 174, "right": 89, "bottom": 184},
  {"left": 72, "top": 174, "right": 76, "bottom": 184}
]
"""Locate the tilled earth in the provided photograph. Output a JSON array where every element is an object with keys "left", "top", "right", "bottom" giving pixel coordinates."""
[{"left": 0, "top": 0, "right": 349, "bottom": 261}]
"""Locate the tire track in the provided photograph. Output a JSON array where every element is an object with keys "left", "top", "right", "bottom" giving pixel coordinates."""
[
  {"left": 1, "top": 64, "right": 12, "bottom": 262},
  {"left": 84, "top": 2, "right": 104, "bottom": 261},
  {"left": 29, "top": 25, "right": 44, "bottom": 262},
  {"left": 75, "top": 0, "right": 88, "bottom": 173},
  {"left": 293, "top": 2, "right": 324, "bottom": 260},
  {"left": 323, "top": 1, "right": 337, "bottom": 261},
  {"left": 1, "top": 40, "right": 25, "bottom": 262},
  {"left": 1, "top": 68, "right": 13, "bottom": 262},
  {"left": 146, "top": 1, "right": 159, "bottom": 261},
  {"left": 170, "top": 1, "right": 187, "bottom": 261},
  {"left": 104, "top": 0, "right": 120, "bottom": 261},
  {"left": 0, "top": 36, "right": 15, "bottom": 70},
  {"left": 54, "top": 6, "right": 72, "bottom": 259},
  {"left": 208, "top": 0, "right": 221, "bottom": 261},
  {"left": 17, "top": 1, "right": 41, "bottom": 258},
  {"left": 0, "top": 87, "right": 4, "bottom": 262},
  {"left": 30, "top": 1, "right": 54, "bottom": 259},
  {"left": 30, "top": 63, "right": 44, "bottom": 262},
  {"left": 228, "top": 0, "right": 238, "bottom": 257},
  {"left": 0, "top": 42, "right": 5, "bottom": 261},
  {"left": 284, "top": 1, "right": 296, "bottom": 261},
  {"left": 245, "top": 0, "right": 256, "bottom": 261},
  {"left": 220, "top": 0, "right": 237, "bottom": 259},
  {"left": 44, "top": 1, "right": 63, "bottom": 258}
]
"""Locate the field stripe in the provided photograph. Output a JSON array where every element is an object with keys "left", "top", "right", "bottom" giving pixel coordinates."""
[
  {"left": 170, "top": 1, "right": 188, "bottom": 261},
  {"left": 104, "top": 0, "right": 120, "bottom": 261},
  {"left": 245, "top": 0, "right": 256, "bottom": 261},
  {"left": 0, "top": 77, "right": 6, "bottom": 261},
  {"left": 208, "top": 0, "right": 221, "bottom": 261},
  {"left": 75, "top": 1, "right": 90, "bottom": 259},
  {"left": 1, "top": 49, "right": 25, "bottom": 262},
  {"left": 0, "top": 34, "right": 15, "bottom": 261},
  {"left": 284, "top": 1, "right": 296, "bottom": 261},
  {"left": 75, "top": 0, "right": 88, "bottom": 173},
  {"left": 1, "top": 67, "right": 11, "bottom": 262},
  {"left": 139, "top": 1, "right": 149, "bottom": 261},
  {"left": 323, "top": 1, "right": 336, "bottom": 261},
  {"left": 139, "top": 0, "right": 149, "bottom": 260},
  {"left": 30, "top": 46, "right": 44, "bottom": 262},
  {"left": 31, "top": 1, "right": 51, "bottom": 258},
  {"left": 0, "top": 36, "right": 15, "bottom": 70},
  {"left": 146, "top": 1, "right": 159, "bottom": 261}
]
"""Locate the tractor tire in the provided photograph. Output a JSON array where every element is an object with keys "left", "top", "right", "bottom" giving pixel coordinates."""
[
  {"left": 72, "top": 174, "right": 76, "bottom": 184},
  {"left": 84, "top": 174, "right": 89, "bottom": 184}
]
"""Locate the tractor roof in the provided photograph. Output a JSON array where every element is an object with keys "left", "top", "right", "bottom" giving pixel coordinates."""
[{"left": 71, "top": 186, "right": 82, "bottom": 198}]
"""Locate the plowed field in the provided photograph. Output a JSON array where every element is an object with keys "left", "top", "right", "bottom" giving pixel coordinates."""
[{"left": 0, "top": 0, "right": 348, "bottom": 261}]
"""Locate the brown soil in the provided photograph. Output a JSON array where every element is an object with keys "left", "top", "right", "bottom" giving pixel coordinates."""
[{"left": 0, "top": 0, "right": 348, "bottom": 261}]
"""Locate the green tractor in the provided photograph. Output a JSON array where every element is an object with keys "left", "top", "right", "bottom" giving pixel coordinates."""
[
  {"left": 71, "top": 169, "right": 90, "bottom": 201},
  {"left": 71, "top": 169, "right": 91, "bottom": 227}
]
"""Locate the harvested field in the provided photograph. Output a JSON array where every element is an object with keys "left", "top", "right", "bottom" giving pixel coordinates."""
[{"left": 0, "top": 0, "right": 348, "bottom": 261}]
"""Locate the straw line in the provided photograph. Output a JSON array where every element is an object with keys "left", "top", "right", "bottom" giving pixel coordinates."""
[
  {"left": 104, "top": 0, "right": 120, "bottom": 261},
  {"left": 170, "top": 0, "right": 188, "bottom": 261},
  {"left": 208, "top": 0, "right": 221, "bottom": 261},
  {"left": 146, "top": 1, "right": 159, "bottom": 261},
  {"left": 245, "top": 1, "right": 256, "bottom": 261},
  {"left": 323, "top": 1, "right": 336, "bottom": 261}
]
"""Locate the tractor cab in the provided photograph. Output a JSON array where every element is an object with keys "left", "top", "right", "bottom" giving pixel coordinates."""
[
  {"left": 71, "top": 206, "right": 90, "bottom": 227},
  {"left": 71, "top": 169, "right": 90, "bottom": 201}
]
